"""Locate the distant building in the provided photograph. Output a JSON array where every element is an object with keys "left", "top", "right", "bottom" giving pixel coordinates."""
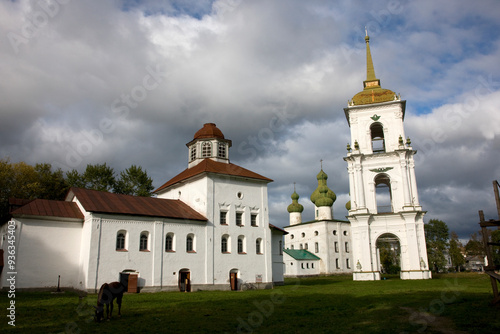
[
  {"left": 283, "top": 170, "right": 353, "bottom": 276},
  {"left": 0, "top": 123, "right": 286, "bottom": 292},
  {"left": 465, "top": 255, "right": 485, "bottom": 272}
]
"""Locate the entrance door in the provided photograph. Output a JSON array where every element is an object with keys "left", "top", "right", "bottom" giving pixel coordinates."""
[
  {"left": 179, "top": 270, "right": 191, "bottom": 292},
  {"left": 230, "top": 271, "right": 238, "bottom": 291}
]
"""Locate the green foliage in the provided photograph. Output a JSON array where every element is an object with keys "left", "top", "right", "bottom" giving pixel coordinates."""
[
  {"left": 465, "top": 232, "right": 485, "bottom": 256},
  {"left": 114, "top": 165, "right": 154, "bottom": 197},
  {"left": 449, "top": 231, "right": 465, "bottom": 271},
  {"left": 425, "top": 219, "right": 449, "bottom": 272},
  {"left": 378, "top": 241, "right": 400, "bottom": 274},
  {"left": 66, "top": 163, "right": 116, "bottom": 192},
  {"left": 490, "top": 229, "right": 500, "bottom": 266},
  {"left": 0, "top": 159, "right": 68, "bottom": 224}
]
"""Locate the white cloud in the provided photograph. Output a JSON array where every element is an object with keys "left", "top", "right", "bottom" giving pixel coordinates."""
[{"left": 1, "top": 0, "right": 499, "bottom": 239}]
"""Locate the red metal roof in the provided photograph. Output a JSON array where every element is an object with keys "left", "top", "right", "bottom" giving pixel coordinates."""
[
  {"left": 68, "top": 188, "right": 207, "bottom": 221},
  {"left": 154, "top": 159, "right": 273, "bottom": 193},
  {"left": 193, "top": 123, "right": 225, "bottom": 140},
  {"left": 11, "top": 199, "right": 84, "bottom": 219}
]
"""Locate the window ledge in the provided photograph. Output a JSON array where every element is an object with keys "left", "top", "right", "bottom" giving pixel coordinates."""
[
  {"left": 187, "top": 251, "right": 196, "bottom": 253},
  {"left": 238, "top": 252, "right": 247, "bottom": 255},
  {"left": 140, "top": 250, "right": 150, "bottom": 252},
  {"left": 116, "top": 249, "right": 128, "bottom": 252},
  {"left": 222, "top": 252, "right": 231, "bottom": 254},
  {"left": 165, "top": 250, "right": 176, "bottom": 253}
]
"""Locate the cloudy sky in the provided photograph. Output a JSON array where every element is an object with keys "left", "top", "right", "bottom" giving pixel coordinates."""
[{"left": 1, "top": 0, "right": 499, "bottom": 240}]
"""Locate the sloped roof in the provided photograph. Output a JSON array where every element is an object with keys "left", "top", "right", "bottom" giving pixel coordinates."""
[
  {"left": 269, "top": 224, "right": 288, "bottom": 235},
  {"left": 283, "top": 249, "right": 321, "bottom": 260},
  {"left": 154, "top": 159, "right": 272, "bottom": 193},
  {"left": 11, "top": 199, "right": 84, "bottom": 220},
  {"left": 68, "top": 188, "right": 207, "bottom": 221}
]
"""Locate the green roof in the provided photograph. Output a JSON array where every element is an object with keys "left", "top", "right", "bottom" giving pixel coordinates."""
[{"left": 283, "top": 249, "right": 321, "bottom": 260}]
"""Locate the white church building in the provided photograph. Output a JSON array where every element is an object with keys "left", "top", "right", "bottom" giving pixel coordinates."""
[
  {"left": 0, "top": 123, "right": 286, "bottom": 292},
  {"left": 284, "top": 33, "right": 431, "bottom": 280}
]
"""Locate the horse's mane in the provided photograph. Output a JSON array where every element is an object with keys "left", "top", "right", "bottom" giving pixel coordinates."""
[{"left": 97, "top": 283, "right": 108, "bottom": 306}]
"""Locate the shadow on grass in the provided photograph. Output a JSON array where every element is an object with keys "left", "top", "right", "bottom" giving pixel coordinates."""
[{"left": 1, "top": 274, "right": 499, "bottom": 334}]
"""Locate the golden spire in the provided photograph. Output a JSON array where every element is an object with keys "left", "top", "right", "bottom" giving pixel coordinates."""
[{"left": 363, "top": 28, "right": 381, "bottom": 90}]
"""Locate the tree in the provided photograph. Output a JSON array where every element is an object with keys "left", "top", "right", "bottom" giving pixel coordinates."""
[
  {"left": 449, "top": 231, "right": 465, "bottom": 272},
  {"left": 489, "top": 229, "right": 500, "bottom": 266},
  {"left": 378, "top": 241, "right": 400, "bottom": 274},
  {"left": 0, "top": 159, "right": 68, "bottom": 224},
  {"left": 66, "top": 163, "right": 116, "bottom": 192},
  {"left": 114, "top": 165, "right": 154, "bottom": 197},
  {"left": 425, "top": 219, "right": 449, "bottom": 272},
  {"left": 465, "top": 232, "right": 485, "bottom": 256}
]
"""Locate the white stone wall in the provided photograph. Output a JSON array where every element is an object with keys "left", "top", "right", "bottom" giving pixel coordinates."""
[{"left": 1, "top": 217, "right": 83, "bottom": 289}]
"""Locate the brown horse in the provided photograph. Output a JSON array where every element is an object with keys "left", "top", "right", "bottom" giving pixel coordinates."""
[{"left": 94, "top": 281, "right": 125, "bottom": 322}]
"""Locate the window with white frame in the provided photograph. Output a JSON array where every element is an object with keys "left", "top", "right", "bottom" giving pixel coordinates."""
[
  {"left": 335, "top": 241, "right": 339, "bottom": 253},
  {"left": 256, "top": 238, "right": 263, "bottom": 254},
  {"left": 116, "top": 230, "right": 127, "bottom": 251},
  {"left": 236, "top": 212, "right": 243, "bottom": 226},
  {"left": 238, "top": 236, "right": 245, "bottom": 254},
  {"left": 202, "top": 141, "right": 212, "bottom": 157},
  {"left": 315, "top": 242, "right": 319, "bottom": 253},
  {"left": 165, "top": 233, "right": 174, "bottom": 252},
  {"left": 221, "top": 235, "right": 229, "bottom": 253},
  {"left": 218, "top": 143, "right": 226, "bottom": 158},
  {"left": 190, "top": 146, "right": 197, "bottom": 161},
  {"left": 251, "top": 213, "right": 257, "bottom": 227},
  {"left": 220, "top": 211, "right": 227, "bottom": 225},
  {"left": 186, "top": 234, "right": 195, "bottom": 252},
  {"left": 140, "top": 232, "right": 149, "bottom": 251}
]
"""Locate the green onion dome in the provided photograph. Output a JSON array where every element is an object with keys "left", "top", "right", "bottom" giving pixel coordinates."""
[
  {"left": 287, "top": 191, "right": 304, "bottom": 213},
  {"left": 345, "top": 200, "right": 351, "bottom": 211},
  {"left": 310, "top": 169, "right": 336, "bottom": 207}
]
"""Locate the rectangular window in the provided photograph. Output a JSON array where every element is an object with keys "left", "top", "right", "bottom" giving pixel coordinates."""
[
  {"left": 315, "top": 242, "right": 319, "bottom": 253},
  {"left": 279, "top": 240, "right": 283, "bottom": 255},
  {"left": 236, "top": 212, "right": 243, "bottom": 226},
  {"left": 190, "top": 147, "right": 196, "bottom": 161},
  {"left": 251, "top": 214, "right": 257, "bottom": 227},
  {"left": 346, "top": 258, "right": 350, "bottom": 269},
  {"left": 220, "top": 211, "right": 227, "bottom": 225},
  {"left": 345, "top": 242, "right": 349, "bottom": 253},
  {"left": 334, "top": 241, "right": 339, "bottom": 253},
  {"left": 336, "top": 258, "right": 340, "bottom": 269},
  {"left": 218, "top": 143, "right": 226, "bottom": 158}
]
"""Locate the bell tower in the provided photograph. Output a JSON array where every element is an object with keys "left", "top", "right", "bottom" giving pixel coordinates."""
[{"left": 343, "top": 33, "right": 431, "bottom": 280}]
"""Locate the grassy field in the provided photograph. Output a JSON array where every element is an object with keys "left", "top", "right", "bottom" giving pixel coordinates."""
[{"left": 1, "top": 273, "right": 500, "bottom": 333}]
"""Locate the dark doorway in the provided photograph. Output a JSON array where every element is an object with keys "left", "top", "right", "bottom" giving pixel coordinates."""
[
  {"left": 179, "top": 270, "right": 191, "bottom": 292},
  {"left": 230, "top": 270, "right": 238, "bottom": 291}
]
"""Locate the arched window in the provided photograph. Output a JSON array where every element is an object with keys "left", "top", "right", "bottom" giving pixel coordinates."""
[
  {"left": 165, "top": 233, "right": 174, "bottom": 252},
  {"left": 140, "top": 232, "right": 149, "bottom": 251},
  {"left": 315, "top": 242, "right": 319, "bottom": 253},
  {"left": 256, "top": 238, "right": 262, "bottom": 254},
  {"left": 370, "top": 122, "right": 385, "bottom": 153},
  {"left": 186, "top": 234, "right": 195, "bottom": 252},
  {"left": 221, "top": 236, "right": 228, "bottom": 253},
  {"left": 238, "top": 236, "right": 245, "bottom": 254},
  {"left": 375, "top": 174, "right": 392, "bottom": 213},
  {"left": 202, "top": 141, "right": 212, "bottom": 157},
  {"left": 116, "top": 231, "right": 126, "bottom": 251}
]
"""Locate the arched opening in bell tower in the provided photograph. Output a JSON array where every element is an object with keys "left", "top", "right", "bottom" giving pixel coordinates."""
[
  {"left": 374, "top": 174, "right": 392, "bottom": 213},
  {"left": 376, "top": 233, "right": 401, "bottom": 277},
  {"left": 370, "top": 122, "right": 385, "bottom": 153}
]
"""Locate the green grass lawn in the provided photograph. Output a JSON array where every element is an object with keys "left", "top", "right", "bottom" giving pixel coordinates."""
[{"left": 1, "top": 273, "right": 499, "bottom": 333}]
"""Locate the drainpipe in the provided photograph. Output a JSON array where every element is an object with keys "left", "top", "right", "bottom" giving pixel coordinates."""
[{"left": 94, "top": 218, "right": 103, "bottom": 292}]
